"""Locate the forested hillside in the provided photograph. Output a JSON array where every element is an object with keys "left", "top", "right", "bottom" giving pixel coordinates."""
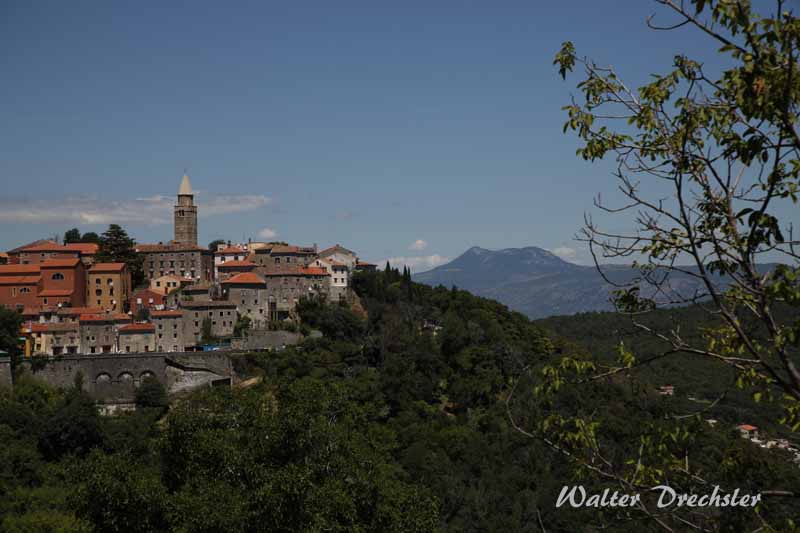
[{"left": 0, "top": 271, "right": 797, "bottom": 531}]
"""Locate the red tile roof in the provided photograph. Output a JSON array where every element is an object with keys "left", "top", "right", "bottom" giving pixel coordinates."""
[
  {"left": 300, "top": 267, "right": 330, "bottom": 276},
  {"left": 40, "top": 258, "right": 81, "bottom": 268},
  {"left": 37, "top": 289, "right": 74, "bottom": 297},
  {"left": 738, "top": 424, "right": 758, "bottom": 431},
  {"left": 221, "top": 272, "right": 266, "bottom": 285},
  {"left": 63, "top": 243, "right": 99, "bottom": 255},
  {"left": 150, "top": 310, "right": 183, "bottom": 318},
  {"left": 214, "top": 246, "right": 245, "bottom": 255},
  {"left": 14, "top": 241, "right": 74, "bottom": 253},
  {"left": 79, "top": 313, "right": 131, "bottom": 323},
  {"left": 0, "top": 275, "right": 40, "bottom": 285},
  {"left": 89, "top": 262, "right": 126, "bottom": 273},
  {"left": 119, "top": 323, "right": 156, "bottom": 333},
  {"left": 218, "top": 259, "right": 256, "bottom": 268},
  {"left": 57, "top": 306, "right": 104, "bottom": 316},
  {"left": 0, "top": 264, "right": 41, "bottom": 275},
  {"left": 29, "top": 323, "right": 79, "bottom": 333},
  {"left": 8, "top": 239, "right": 56, "bottom": 254}
]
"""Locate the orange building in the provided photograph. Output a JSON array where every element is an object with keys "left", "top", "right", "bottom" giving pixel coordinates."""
[
  {"left": 0, "top": 259, "right": 87, "bottom": 313},
  {"left": 87, "top": 263, "right": 131, "bottom": 313},
  {"left": 7, "top": 240, "right": 98, "bottom": 265}
]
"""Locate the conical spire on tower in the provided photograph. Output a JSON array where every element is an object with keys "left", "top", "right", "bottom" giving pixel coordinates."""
[{"left": 179, "top": 173, "right": 193, "bottom": 196}]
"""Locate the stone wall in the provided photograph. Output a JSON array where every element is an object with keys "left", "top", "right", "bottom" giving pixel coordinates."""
[{"left": 14, "top": 352, "right": 233, "bottom": 402}]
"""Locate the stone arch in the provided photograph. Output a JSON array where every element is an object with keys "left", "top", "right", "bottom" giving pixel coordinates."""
[{"left": 95, "top": 372, "right": 113, "bottom": 400}]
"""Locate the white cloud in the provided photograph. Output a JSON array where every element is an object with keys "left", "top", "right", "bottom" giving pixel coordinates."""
[
  {"left": 0, "top": 193, "right": 270, "bottom": 226},
  {"left": 408, "top": 239, "right": 428, "bottom": 251},
  {"left": 550, "top": 246, "right": 577, "bottom": 261},
  {"left": 384, "top": 254, "right": 449, "bottom": 272},
  {"left": 258, "top": 227, "right": 277, "bottom": 239}
]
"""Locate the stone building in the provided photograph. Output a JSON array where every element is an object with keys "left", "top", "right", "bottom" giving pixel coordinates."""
[
  {"left": 262, "top": 267, "right": 329, "bottom": 321},
  {"left": 150, "top": 274, "right": 185, "bottom": 294},
  {"left": 87, "top": 263, "right": 131, "bottom": 313},
  {"left": 252, "top": 244, "right": 318, "bottom": 275},
  {"left": 137, "top": 242, "right": 214, "bottom": 283},
  {"left": 217, "top": 259, "right": 257, "bottom": 282},
  {"left": 151, "top": 310, "right": 186, "bottom": 352},
  {"left": 118, "top": 323, "right": 156, "bottom": 353},
  {"left": 220, "top": 272, "right": 269, "bottom": 328},
  {"left": 130, "top": 288, "right": 166, "bottom": 316},
  {"left": 318, "top": 244, "right": 357, "bottom": 269},
  {"left": 78, "top": 313, "right": 132, "bottom": 354},
  {"left": 29, "top": 323, "right": 80, "bottom": 356},
  {"left": 181, "top": 300, "right": 237, "bottom": 345},
  {"left": 311, "top": 257, "right": 350, "bottom": 303},
  {"left": 174, "top": 173, "right": 198, "bottom": 245},
  {"left": 214, "top": 244, "right": 249, "bottom": 279}
]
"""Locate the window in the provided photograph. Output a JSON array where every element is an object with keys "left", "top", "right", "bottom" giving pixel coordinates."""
[
  {"left": 136, "top": 298, "right": 143, "bottom": 305},
  {"left": 51, "top": 272, "right": 64, "bottom": 280},
  {"left": 95, "top": 278, "right": 100, "bottom": 284},
  {"left": 20, "top": 287, "right": 31, "bottom": 294},
  {"left": 11, "top": 288, "right": 16, "bottom": 297},
  {"left": 125, "top": 346, "right": 131, "bottom": 352}
]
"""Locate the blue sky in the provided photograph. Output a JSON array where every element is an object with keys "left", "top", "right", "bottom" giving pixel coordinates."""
[{"left": 1, "top": 1, "right": 795, "bottom": 269}]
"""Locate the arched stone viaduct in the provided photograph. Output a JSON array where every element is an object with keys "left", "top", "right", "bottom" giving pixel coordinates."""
[{"left": 11, "top": 353, "right": 234, "bottom": 402}]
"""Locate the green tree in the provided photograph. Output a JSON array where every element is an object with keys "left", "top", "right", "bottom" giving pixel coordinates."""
[
  {"left": 63, "top": 228, "right": 81, "bottom": 244},
  {"left": 95, "top": 224, "right": 144, "bottom": 288},
  {"left": 200, "top": 317, "right": 214, "bottom": 344},
  {"left": 38, "top": 389, "right": 103, "bottom": 460},
  {"left": 208, "top": 239, "right": 225, "bottom": 252},
  {"left": 134, "top": 307, "right": 150, "bottom": 322},
  {"left": 79, "top": 232, "right": 100, "bottom": 244},
  {"left": 233, "top": 314, "right": 251, "bottom": 337},
  {"left": 0, "top": 307, "right": 23, "bottom": 381},
  {"left": 134, "top": 376, "right": 168, "bottom": 413},
  {"left": 535, "top": 0, "right": 800, "bottom": 529}
]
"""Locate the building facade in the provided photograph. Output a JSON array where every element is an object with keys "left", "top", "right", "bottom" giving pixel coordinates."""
[
  {"left": 220, "top": 272, "right": 269, "bottom": 329},
  {"left": 151, "top": 310, "right": 186, "bottom": 352},
  {"left": 137, "top": 243, "right": 214, "bottom": 283},
  {"left": 87, "top": 263, "right": 131, "bottom": 313},
  {"left": 118, "top": 323, "right": 156, "bottom": 353},
  {"left": 181, "top": 300, "right": 237, "bottom": 345}
]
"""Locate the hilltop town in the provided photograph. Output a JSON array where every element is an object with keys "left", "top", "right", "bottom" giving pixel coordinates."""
[{"left": 0, "top": 174, "right": 377, "bottom": 356}]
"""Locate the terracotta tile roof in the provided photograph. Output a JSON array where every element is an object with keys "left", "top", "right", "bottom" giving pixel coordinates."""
[
  {"left": 319, "top": 244, "right": 355, "bottom": 257},
  {"left": 221, "top": 272, "right": 266, "bottom": 285},
  {"left": 41, "top": 258, "right": 81, "bottom": 268},
  {"left": 89, "top": 262, "right": 126, "bottom": 273},
  {"left": 119, "top": 323, "right": 156, "bottom": 333},
  {"left": 57, "top": 306, "right": 105, "bottom": 316},
  {"left": 0, "top": 264, "right": 41, "bottom": 275},
  {"left": 329, "top": 260, "right": 348, "bottom": 268},
  {"left": 12, "top": 240, "right": 76, "bottom": 253},
  {"left": 300, "top": 267, "right": 330, "bottom": 276},
  {"left": 214, "top": 246, "right": 245, "bottom": 255},
  {"left": 356, "top": 261, "right": 375, "bottom": 266},
  {"left": 8, "top": 239, "right": 56, "bottom": 254},
  {"left": 37, "top": 289, "right": 74, "bottom": 297},
  {"left": 0, "top": 275, "right": 40, "bottom": 285},
  {"left": 133, "top": 287, "right": 166, "bottom": 297},
  {"left": 269, "top": 245, "right": 301, "bottom": 254},
  {"left": 63, "top": 243, "right": 99, "bottom": 255},
  {"left": 79, "top": 313, "right": 131, "bottom": 323},
  {"left": 738, "top": 424, "right": 758, "bottom": 431},
  {"left": 151, "top": 310, "right": 183, "bottom": 318},
  {"left": 30, "top": 323, "right": 79, "bottom": 333},
  {"left": 218, "top": 259, "right": 256, "bottom": 268}
]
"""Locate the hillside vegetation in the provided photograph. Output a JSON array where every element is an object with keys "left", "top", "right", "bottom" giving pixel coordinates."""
[{"left": 0, "top": 271, "right": 797, "bottom": 531}]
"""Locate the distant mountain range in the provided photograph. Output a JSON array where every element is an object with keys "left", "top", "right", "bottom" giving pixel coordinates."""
[{"left": 412, "top": 246, "right": 726, "bottom": 319}]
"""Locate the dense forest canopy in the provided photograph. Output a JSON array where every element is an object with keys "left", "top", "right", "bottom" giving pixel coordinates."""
[{"left": 1, "top": 269, "right": 798, "bottom": 531}]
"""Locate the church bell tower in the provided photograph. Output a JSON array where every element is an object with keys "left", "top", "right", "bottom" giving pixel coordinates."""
[{"left": 174, "top": 173, "right": 198, "bottom": 245}]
